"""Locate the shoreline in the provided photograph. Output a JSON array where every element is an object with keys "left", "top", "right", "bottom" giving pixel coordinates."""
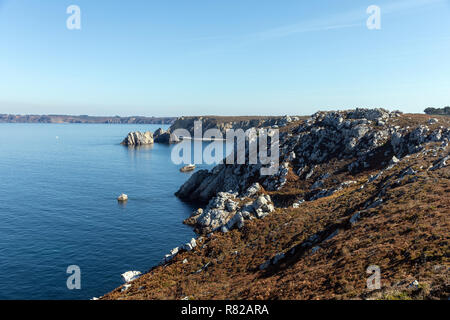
[{"left": 100, "top": 109, "right": 450, "bottom": 300}]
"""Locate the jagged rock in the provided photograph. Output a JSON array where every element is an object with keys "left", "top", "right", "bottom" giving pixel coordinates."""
[
  {"left": 181, "top": 238, "right": 197, "bottom": 251},
  {"left": 154, "top": 128, "right": 180, "bottom": 144},
  {"left": 121, "top": 131, "right": 153, "bottom": 146},
  {"left": 430, "top": 155, "right": 449, "bottom": 171},
  {"left": 253, "top": 195, "right": 274, "bottom": 218},
  {"left": 272, "top": 252, "right": 285, "bottom": 264},
  {"left": 222, "top": 212, "right": 245, "bottom": 232},
  {"left": 190, "top": 192, "right": 238, "bottom": 233},
  {"left": 162, "top": 238, "right": 198, "bottom": 264},
  {"left": 185, "top": 192, "right": 274, "bottom": 233},
  {"left": 429, "top": 118, "right": 439, "bottom": 124},
  {"left": 121, "top": 271, "right": 142, "bottom": 283},
  {"left": 347, "top": 108, "right": 390, "bottom": 121},
  {"left": 263, "top": 162, "right": 289, "bottom": 191},
  {"left": 243, "top": 183, "right": 261, "bottom": 197},
  {"left": 174, "top": 109, "right": 449, "bottom": 227}
]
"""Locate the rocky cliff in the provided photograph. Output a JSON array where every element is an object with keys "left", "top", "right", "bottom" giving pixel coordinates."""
[
  {"left": 0, "top": 114, "right": 176, "bottom": 124},
  {"left": 121, "top": 128, "right": 181, "bottom": 145},
  {"left": 103, "top": 109, "right": 449, "bottom": 300},
  {"left": 169, "top": 115, "right": 303, "bottom": 136},
  {"left": 121, "top": 131, "right": 154, "bottom": 146}
]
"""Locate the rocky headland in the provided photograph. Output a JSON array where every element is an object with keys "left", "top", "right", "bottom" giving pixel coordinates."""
[
  {"left": 0, "top": 114, "right": 176, "bottom": 124},
  {"left": 104, "top": 108, "right": 449, "bottom": 300},
  {"left": 120, "top": 115, "right": 296, "bottom": 146},
  {"left": 169, "top": 115, "right": 303, "bottom": 136}
]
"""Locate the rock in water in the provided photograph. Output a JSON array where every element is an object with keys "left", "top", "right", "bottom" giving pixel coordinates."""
[
  {"left": 117, "top": 194, "right": 128, "bottom": 202},
  {"left": 121, "top": 131, "right": 154, "bottom": 146},
  {"left": 154, "top": 128, "right": 180, "bottom": 144},
  {"left": 180, "top": 164, "right": 196, "bottom": 172}
]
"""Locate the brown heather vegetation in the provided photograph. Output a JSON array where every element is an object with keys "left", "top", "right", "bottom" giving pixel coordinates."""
[{"left": 103, "top": 114, "right": 449, "bottom": 300}]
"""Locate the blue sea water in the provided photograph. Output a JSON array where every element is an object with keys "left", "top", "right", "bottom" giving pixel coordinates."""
[{"left": 0, "top": 123, "right": 216, "bottom": 300}]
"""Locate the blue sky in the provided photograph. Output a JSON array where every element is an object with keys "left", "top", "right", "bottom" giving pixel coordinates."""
[{"left": 0, "top": 0, "right": 449, "bottom": 116}]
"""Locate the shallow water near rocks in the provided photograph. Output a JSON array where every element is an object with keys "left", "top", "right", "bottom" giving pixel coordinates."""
[{"left": 0, "top": 123, "right": 221, "bottom": 299}]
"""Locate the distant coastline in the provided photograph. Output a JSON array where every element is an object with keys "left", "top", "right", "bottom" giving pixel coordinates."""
[{"left": 0, "top": 114, "right": 176, "bottom": 124}]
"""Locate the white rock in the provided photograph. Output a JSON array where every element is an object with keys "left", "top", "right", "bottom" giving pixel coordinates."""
[
  {"left": 121, "top": 270, "right": 142, "bottom": 283},
  {"left": 117, "top": 194, "right": 128, "bottom": 201},
  {"left": 390, "top": 156, "right": 400, "bottom": 164},
  {"left": 408, "top": 280, "right": 419, "bottom": 289},
  {"left": 429, "top": 118, "right": 439, "bottom": 124},
  {"left": 121, "top": 284, "right": 131, "bottom": 292}
]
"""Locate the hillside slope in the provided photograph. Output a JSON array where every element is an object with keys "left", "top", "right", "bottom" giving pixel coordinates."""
[{"left": 103, "top": 109, "right": 449, "bottom": 300}]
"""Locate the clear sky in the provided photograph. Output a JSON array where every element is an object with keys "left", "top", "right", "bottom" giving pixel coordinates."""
[{"left": 0, "top": 0, "right": 449, "bottom": 116}]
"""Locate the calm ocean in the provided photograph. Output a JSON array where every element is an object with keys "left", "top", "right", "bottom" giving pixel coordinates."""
[{"left": 0, "top": 123, "right": 216, "bottom": 299}]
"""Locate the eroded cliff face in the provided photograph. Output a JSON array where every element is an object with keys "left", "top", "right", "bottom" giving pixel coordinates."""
[
  {"left": 176, "top": 109, "right": 449, "bottom": 202},
  {"left": 174, "top": 108, "right": 449, "bottom": 235},
  {"left": 169, "top": 115, "right": 302, "bottom": 136},
  {"left": 103, "top": 109, "right": 449, "bottom": 301}
]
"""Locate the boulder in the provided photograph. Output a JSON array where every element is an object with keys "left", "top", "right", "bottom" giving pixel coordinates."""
[
  {"left": 117, "top": 194, "right": 128, "bottom": 202},
  {"left": 121, "top": 271, "right": 142, "bottom": 283}
]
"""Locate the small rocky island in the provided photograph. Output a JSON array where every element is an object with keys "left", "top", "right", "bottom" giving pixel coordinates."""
[{"left": 121, "top": 128, "right": 180, "bottom": 146}]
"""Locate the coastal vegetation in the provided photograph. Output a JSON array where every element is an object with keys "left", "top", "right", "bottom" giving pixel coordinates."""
[{"left": 102, "top": 109, "right": 449, "bottom": 300}]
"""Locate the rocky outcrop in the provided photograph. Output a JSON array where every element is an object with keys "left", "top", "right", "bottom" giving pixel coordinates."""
[
  {"left": 169, "top": 115, "right": 301, "bottom": 136},
  {"left": 161, "top": 237, "right": 199, "bottom": 264},
  {"left": 153, "top": 128, "right": 180, "bottom": 144},
  {"left": 424, "top": 106, "right": 450, "bottom": 116},
  {"left": 184, "top": 191, "right": 275, "bottom": 234},
  {"left": 121, "top": 128, "right": 181, "bottom": 146},
  {"left": 176, "top": 108, "right": 450, "bottom": 211},
  {"left": 0, "top": 114, "right": 176, "bottom": 124},
  {"left": 121, "top": 271, "right": 142, "bottom": 283},
  {"left": 121, "top": 131, "right": 154, "bottom": 146},
  {"left": 103, "top": 109, "right": 450, "bottom": 301}
]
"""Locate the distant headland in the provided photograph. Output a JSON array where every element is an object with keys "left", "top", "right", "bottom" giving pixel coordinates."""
[{"left": 0, "top": 114, "right": 176, "bottom": 124}]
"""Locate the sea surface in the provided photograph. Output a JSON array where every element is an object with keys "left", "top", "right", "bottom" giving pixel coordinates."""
[{"left": 0, "top": 123, "right": 219, "bottom": 300}]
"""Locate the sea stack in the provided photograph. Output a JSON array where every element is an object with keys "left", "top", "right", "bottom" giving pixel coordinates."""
[{"left": 121, "top": 131, "right": 154, "bottom": 146}]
